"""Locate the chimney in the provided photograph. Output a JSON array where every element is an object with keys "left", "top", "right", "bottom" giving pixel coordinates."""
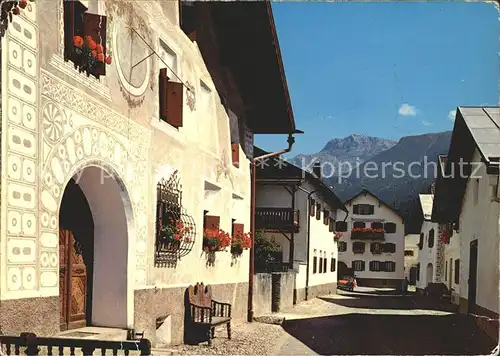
[{"left": 313, "top": 161, "right": 322, "bottom": 181}]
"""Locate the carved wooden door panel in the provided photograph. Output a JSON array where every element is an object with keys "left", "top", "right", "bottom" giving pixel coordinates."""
[
  {"left": 68, "top": 229, "right": 87, "bottom": 329},
  {"left": 59, "top": 229, "right": 69, "bottom": 330},
  {"left": 59, "top": 228, "right": 87, "bottom": 330}
]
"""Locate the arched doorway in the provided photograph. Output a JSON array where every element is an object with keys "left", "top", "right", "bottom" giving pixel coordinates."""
[
  {"left": 426, "top": 263, "right": 434, "bottom": 287},
  {"left": 337, "top": 261, "right": 351, "bottom": 279},
  {"left": 59, "top": 165, "right": 132, "bottom": 331}
]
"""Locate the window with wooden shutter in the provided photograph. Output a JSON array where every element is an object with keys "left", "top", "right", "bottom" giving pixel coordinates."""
[
  {"left": 368, "top": 205, "right": 375, "bottom": 214},
  {"left": 338, "top": 241, "right": 347, "bottom": 252},
  {"left": 323, "top": 210, "right": 330, "bottom": 225},
  {"left": 204, "top": 215, "right": 220, "bottom": 231},
  {"left": 331, "top": 257, "right": 336, "bottom": 272},
  {"left": 418, "top": 233, "right": 424, "bottom": 250},
  {"left": 384, "top": 261, "right": 396, "bottom": 272},
  {"left": 166, "top": 80, "right": 184, "bottom": 128},
  {"left": 335, "top": 221, "right": 347, "bottom": 232},
  {"left": 319, "top": 256, "right": 323, "bottom": 273},
  {"left": 353, "top": 205, "right": 360, "bottom": 214},
  {"left": 428, "top": 229, "right": 435, "bottom": 248},
  {"left": 310, "top": 199, "right": 316, "bottom": 216},
  {"left": 83, "top": 12, "right": 107, "bottom": 77},
  {"left": 232, "top": 222, "right": 244, "bottom": 237},
  {"left": 383, "top": 243, "right": 396, "bottom": 253},
  {"left": 352, "top": 242, "right": 365, "bottom": 254},
  {"left": 64, "top": 0, "right": 87, "bottom": 61},
  {"left": 353, "top": 221, "right": 365, "bottom": 229},
  {"left": 329, "top": 218, "right": 335, "bottom": 232},
  {"left": 231, "top": 143, "right": 240, "bottom": 168},
  {"left": 352, "top": 260, "right": 365, "bottom": 271},
  {"left": 371, "top": 222, "right": 383, "bottom": 229},
  {"left": 384, "top": 222, "right": 396, "bottom": 233}
]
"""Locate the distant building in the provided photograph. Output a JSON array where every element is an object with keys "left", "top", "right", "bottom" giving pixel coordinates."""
[
  {"left": 404, "top": 234, "right": 419, "bottom": 284},
  {"left": 335, "top": 189, "right": 405, "bottom": 288}
]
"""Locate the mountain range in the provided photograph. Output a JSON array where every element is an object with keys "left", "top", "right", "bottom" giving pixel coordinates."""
[{"left": 290, "top": 131, "right": 453, "bottom": 233}]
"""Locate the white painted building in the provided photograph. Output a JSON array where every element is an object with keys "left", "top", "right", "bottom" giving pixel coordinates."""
[
  {"left": 404, "top": 234, "right": 419, "bottom": 284},
  {"left": 255, "top": 155, "right": 346, "bottom": 302},
  {"left": 335, "top": 189, "right": 405, "bottom": 288},
  {"left": 0, "top": 0, "right": 297, "bottom": 346},
  {"left": 432, "top": 107, "right": 500, "bottom": 330},
  {"left": 416, "top": 194, "right": 441, "bottom": 291}
]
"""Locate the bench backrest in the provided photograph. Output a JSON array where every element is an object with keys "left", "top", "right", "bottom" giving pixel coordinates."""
[{"left": 188, "top": 282, "right": 212, "bottom": 308}]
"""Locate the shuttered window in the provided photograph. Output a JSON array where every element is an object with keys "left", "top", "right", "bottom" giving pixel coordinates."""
[
  {"left": 335, "top": 221, "right": 348, "bottom": 232},
  {"left": 323, "top": 210, "right": 330, "bottom": 225},
  {"left": 159, "top": 68, "right": 184, "bottom": 128},
  {"left": 371, "top": 222, "right": 383, "bottom": 229},
  {"left": 352, "top": 242, "right": 365, "bottom": 254},
  {"left": 353, "top": 221, "right": 365, "bottom": 229},
  {"left": 204, "top": 215, "right": 220, "bottom": 231},
  {"left": 454, "top": 259, "right": 460, "bottom": 284},
  {"left": 329, "top": 218, "right": 335, "bottom": 232},
  {"left": 310, "top": 199, "right": 316, "bottom": 216},
  {"left": 383, "top": 243, "right": 396, "bottom": 253},
  {"left": 384, "top": 222, "right": 397, "bottom": 233},
  {"left": 315, "top": 203, "right": 321, "bottom": 220},
  {"left": 428, "top": 229, "right": 435, "bottom": 248},
  {"left": 330, "top": 257, "right": 336, "bottom": 272},
  {"left": 352, "top": 260, "right": 365, "bottom": 271},
  {"left": 313, "top": 256, "right": 317, "bottom": 274},
  {"left": 384, "top": 261, "right": 396, "bottom": 272},
  {"left": 338, "top": 241, "right": 347, "bottom": 252},
  {"left": 323, "top": 257, "right": 327, "bottom": 273}
]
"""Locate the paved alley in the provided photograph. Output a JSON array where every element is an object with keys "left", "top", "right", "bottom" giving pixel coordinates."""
[{"left": 275, "top": 292, "right": 498, "bottom": 355}]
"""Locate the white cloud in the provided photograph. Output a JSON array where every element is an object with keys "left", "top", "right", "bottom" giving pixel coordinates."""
[
  {"left": 421, "top": 120, "right": 433, "bottom": 126},
  {"left": 448, "top": 109, "right": 457, "bottom": 121},
  {"left": 398, "top": 103, "right": 417, "bottom": 116}
]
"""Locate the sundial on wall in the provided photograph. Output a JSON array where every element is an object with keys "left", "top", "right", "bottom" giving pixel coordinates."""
[{"left": 112, "top": 16, "right": 151, "bottom": 106}]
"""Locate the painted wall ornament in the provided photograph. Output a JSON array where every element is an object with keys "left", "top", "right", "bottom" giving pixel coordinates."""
[{"left": 186, "top": 81, "right": 196, "bottom": 111}]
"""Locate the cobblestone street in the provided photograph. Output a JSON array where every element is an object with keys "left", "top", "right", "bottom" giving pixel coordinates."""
[{"left": 160, "top": 290, "right": 497, "bottom": 355}]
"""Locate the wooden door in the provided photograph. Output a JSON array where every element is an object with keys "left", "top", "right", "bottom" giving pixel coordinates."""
[
  {"left": 468, "top": 239, "right": 478, "bottom": 314},
  {"left": 60, "top": 228, "right": 88, "bottom": 330}
]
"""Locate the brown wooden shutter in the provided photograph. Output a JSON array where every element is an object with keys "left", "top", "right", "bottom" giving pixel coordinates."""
[
  {"left": 310, "top": 199, "right": 316, "bottom": 216},
  {"left": 315, "top": 203, "right": 321, "bottom": 220},
  {"left": 159, "top": 68, "right": 168, "bottom": 122},
  {"left": 232, "top": 222, "right": 244, "bottom": 237},
  {"left": 329, "top": 218, "right": 334, "bottom": 232},
  {"left": 204, "top": 215, "right": 220, "bottom": 230},
  {"left": 166, "top": 81, "right": 184, "bottom": 127},
  {"left": 323, "top": 210, "right": 330, "bottom": 225},
  {"left": 231, "top": 143, "right": 240, "bottom": 168},
  {"left": 83, "top": 12, "right": 107, "bottom": 76}
]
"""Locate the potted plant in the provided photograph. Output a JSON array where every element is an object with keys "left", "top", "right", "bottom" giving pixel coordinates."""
[
  {"left": 71, "top": 35, "right": 112, "bottom": 76},
  {"left": 230, "top": 230, "right": 252, "bottom": 257},
  {"left": 158, "top": 211, "right": 192, "bottom": 250},
  {"left": 203, "top": 228, "right": 231, "bottom": 253}
]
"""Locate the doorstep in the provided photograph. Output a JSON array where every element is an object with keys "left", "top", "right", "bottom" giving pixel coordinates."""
[{"left": 57, "top": 327, "right": 128, "bottom": 341}]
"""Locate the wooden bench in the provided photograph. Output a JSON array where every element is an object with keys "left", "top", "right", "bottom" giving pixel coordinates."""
[{"left": 187, "top": 282, "right": 231, "bottom": 346}]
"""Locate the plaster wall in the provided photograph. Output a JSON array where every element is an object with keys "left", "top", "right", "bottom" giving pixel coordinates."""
[
  {"left": 336, "top": 193, "right": 405, "bottom": 283},
  {"left": 0, "top": 0, "right": 252, "bottom": 336},
  {"left": 458, "top": 149, "right": 500, "bottom": 315},
  {"left": 404, "top": 234, "right": 419, "bottom": 279}
]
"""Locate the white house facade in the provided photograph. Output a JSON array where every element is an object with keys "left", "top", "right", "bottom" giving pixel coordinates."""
[
  {"left": 0, "top": 0, "right": 297, "bottom": 346},
  {"left": 404, "top": 234, "right": 419, "bottom": 284},
  {"left": 335, "top": 189, "right": 405, "bottom": 288},
  {"left": 432, "top": 106, "right": 499, "bottom": 341},
  {"left": 255, "top": 156, "right": 346, "bottom": 302}
]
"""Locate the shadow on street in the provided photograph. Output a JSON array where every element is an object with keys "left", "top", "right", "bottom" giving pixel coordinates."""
[
  {"left": 282, "top": 312, "right": 497, "bottom": 355},
  {"left": 319, "top": 294, "right": 458, "bottom": 312}
]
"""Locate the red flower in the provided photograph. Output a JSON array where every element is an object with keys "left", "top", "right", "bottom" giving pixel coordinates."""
[
  {"left": 73, "top": 36, "right": 84, "bottom": 48},
  {"left": 88, "top": 40, "right": 97, "bottom": 50},
  {"left": 91, "top": 50, "right": 97, "bottom": 58},
  {"left": 96, "top": 44, "right": 104, "bottom": 53},
  {"left": 96, "top": 53, "right": 105, "bottom": 62},
  {"left": 18, "top": 1, "right": 27, "bottom": 9},
  {"left": 105, "top": 56, "right": 112, "bottom": 65},
  {"left": 86, "top": 36, "right": 93, "bottom": 42},
  {"left": 12, "top": 7, "right": 20, "bottom": 15}
]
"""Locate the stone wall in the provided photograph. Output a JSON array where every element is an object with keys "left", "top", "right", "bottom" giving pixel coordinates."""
[{"left": 253, "top": 272, "right": 295, "bottom": 316}]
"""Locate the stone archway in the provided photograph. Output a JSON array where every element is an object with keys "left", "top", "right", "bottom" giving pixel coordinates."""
[{"left": 58, "top": 164, "right": 134, "bottom": 329}]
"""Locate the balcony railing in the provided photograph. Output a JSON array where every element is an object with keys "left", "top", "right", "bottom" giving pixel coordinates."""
[
  {"left": 351, "top": 229, "right": 385, "bottom": 240},
  {"left": 255, "top": 207, "right": 299, "bottom": 232}
]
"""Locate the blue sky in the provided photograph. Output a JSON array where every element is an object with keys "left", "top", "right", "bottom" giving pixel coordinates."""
[{"left": 255, "top": 1, "right": 499, "bottom": 156}]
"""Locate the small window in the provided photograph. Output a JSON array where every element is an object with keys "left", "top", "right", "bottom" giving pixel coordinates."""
[
  {"left": 384, "top": 222, "right": 397, "bottom": 233},
  {"left": 353, "top": 221, "right": 366, "bottom": 229},
  {"left": 313, "top": 256, "right": 317, "bottom": 274},
  {"left": 316, "top": 203, "right": 321, "bottom": 220},
  {"left": 404, "top": 250, "right": 414, "bottom": 256},
  {"left": 352, "top": 260, "right": 365, "bottom": 271},
  {"left": 329, "top": 218, "right": 335, "bottom": 232},
  {"left": 335, "top": 221, "right": 348, "bottom": 232},
  {"left": 310, "top": 199, "right": 316, "bottom": 216},
  {"left": 319, "top": 251, "right": 323, "bottom": 273},
  {"left": 369, "top": 261, "right": 381, "bottom": 272},
  {"left": 323, "top": 257, "right": 327, "bottom": 273},
  {"left": 354, "top": 204, "right": 374, "bottom": 215},
  {"left": 416, "top": 263, "right": 420, "bottom": 281},
  {"left": 352, "top": 242, "right": 365, "bottom": 254},
  {"left": 331, "top": 257, "right": 336, "bottom": 272},
  {"left": 418, "top": 233, "right": 424, "bottom": 250},
  {"left": 383, "top": 243, "right": 396, "bottom": 253},
  {"left": 371, "top": 222, "right": 383, "bottom": 229},
  {"left": 454, "top": 259, "right": 460, "bottom": 284},
  {"left": 323, "top": 210, "right": 330, "bottom": 225},
  {"left": 384, "top": 261, "right": 396, "bottom": 272},
  {"left": 338, "top": 241, "right": 347, "bottom": 252},
  {"left": 370, "top": 242, "right": 383, "bottom": 255},
  {"left": 428, "top": 229, "right": 435, "bottom": 248}
]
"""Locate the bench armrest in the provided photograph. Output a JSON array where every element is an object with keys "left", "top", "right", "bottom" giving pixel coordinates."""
[
  {"left": 190, "top": 303, "right": 213, "bottom": 323},
  {"left": 211, "top": 300, "right": 232, "bottom": 318}
]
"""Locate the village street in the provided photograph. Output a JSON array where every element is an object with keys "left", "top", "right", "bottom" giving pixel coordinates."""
[{"left": 163, "top": 290, "right": 497, "bottom": 355}]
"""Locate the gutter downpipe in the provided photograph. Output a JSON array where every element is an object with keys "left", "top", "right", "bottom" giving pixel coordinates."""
[
  {"left": 296, "top": 185, "right": 320, "bottom": 301},
  {"left": 248, "top": 133, "right": 297, "bottom": 322}
]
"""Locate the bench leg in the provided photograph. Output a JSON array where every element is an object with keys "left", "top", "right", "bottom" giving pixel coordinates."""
[
  {"left": 226, "top": 322, "right": 231, "bottom": 340},
  {"left": 211, "top": 327, "right": 215, "bottom": 339},
  {"left": 207, "top": 328, "right": 213, "bottom": 346}
]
